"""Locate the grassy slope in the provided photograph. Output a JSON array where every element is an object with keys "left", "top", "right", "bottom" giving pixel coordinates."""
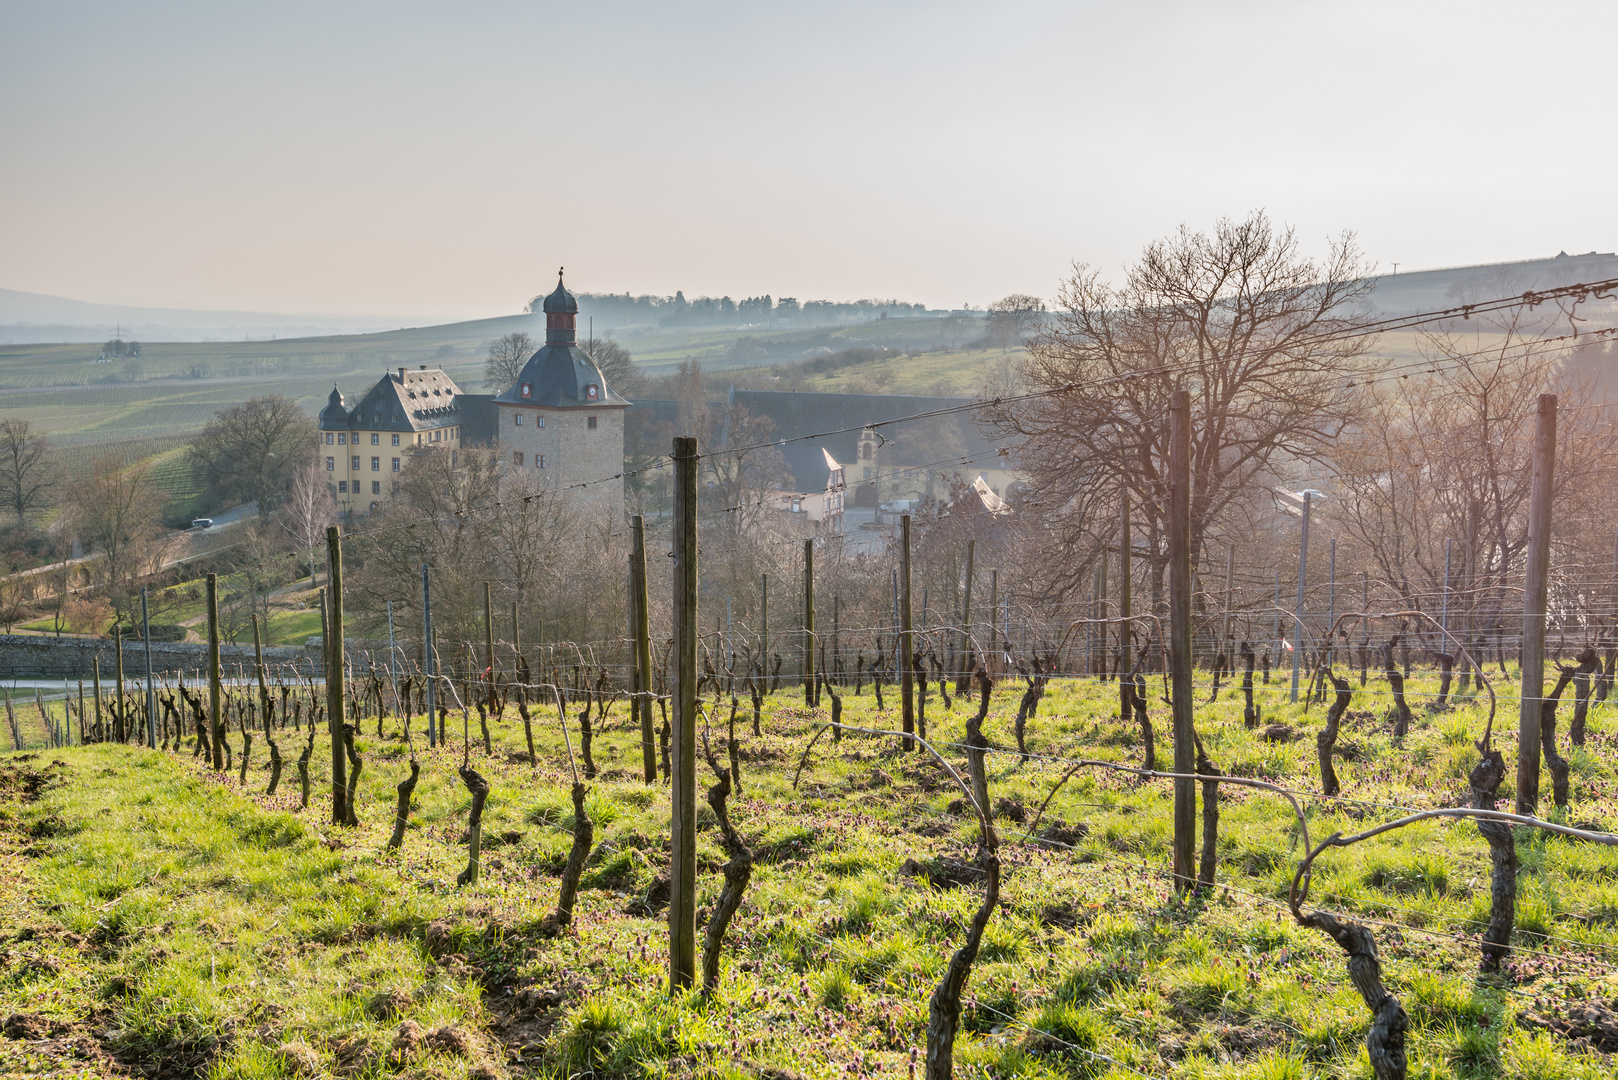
[{"left": 4, "top": 670, "right": 1618, "bottom": 1079}]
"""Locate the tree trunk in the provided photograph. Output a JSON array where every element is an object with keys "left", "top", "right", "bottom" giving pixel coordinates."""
[
  {"left": 1240, "top": 642, "right": 1258, "bottom": 729},
  {"left": 1296, "top": 910, "right": 1408, "bottom": 1079},
  {"left": 1195, "top": 737, "right": 1219, "bottom": 892},
  {"left": 1570, "top": 646, "right": 1599, "bottom": 747}
]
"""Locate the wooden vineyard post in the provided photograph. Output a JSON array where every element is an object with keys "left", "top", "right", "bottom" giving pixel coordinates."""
[
  {"left": 669, "top": 435, "right": 699, "bottom": 990},
  {"left": 1168, "top": 389, "right": 1196, "bottom": 891},
  {"left": 91, "top": 658, "right": 103, "bottom": 743},
  {"left": 422, "top": 564, "right": 436, "bottom": 749},
  {"left": 113, "top": 624, "right": 126, "bottom": 744},
  {"left": 802, "top": 540, "right": 815, "bottom": 706},
  {"left": 957, "top": 539, "right": 975, "bottom": 693},
  {"left": 1292, "top": 492, "right": 1311, "bottom": 703},
  {"left": 760, "top": 573, "right": 768, "bottom": 693},
  {"left": 900, "top": 514, "right": 915, "bottom": 748},
  {"left": 206, "top": 574, "right": 223, "bottom": 770},
  {"left": 141, "top": 586, "right": 155, "bottom": 747},
  {"left": 326, "top": 526, "right": 349, "bottom": 826},
  {"left": 987, "top": 569, "right": 998, "bottom": 675},
  {"left": 632, "top": 515, "right": 656, "bottom": 783},
  {"left": 1518, "top": 393, "right": 1556, "bottom": 816},
  {"left": 1118, "top": 486, "right": 1131, "bottom": 714},
  {"left": 483, "top": 581, "right": 496, "bottom": 713}
]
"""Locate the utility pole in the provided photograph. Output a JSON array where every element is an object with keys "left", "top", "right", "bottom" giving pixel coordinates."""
[
  {"left": 1517, "top": 394, "right": 1556, "bottom": 815},
  {"left": 669, "top": 436, "right": 699, "bottom": 990},
  {"left": 327, "top": 526, "right": 348, "bottom": 826},
  {"left": 1168, "top": 389, "right": 1195, "bottom": 891},
  {"left": 900, "top": 514, "right": 914, "bottom": 747},
  {"left": 1291, "top": 492, "right": 1312, "bottom": 703},
  {"left": 631, "top": 515, "right": 655, "bottom": 783}
]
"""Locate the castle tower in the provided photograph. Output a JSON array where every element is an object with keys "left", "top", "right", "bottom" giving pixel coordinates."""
[{"left": 493, "top": 269, "right": 628, "bottom": 517}]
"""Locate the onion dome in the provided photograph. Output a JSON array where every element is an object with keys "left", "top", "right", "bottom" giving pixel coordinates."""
[
  {"left": 318, "top": 386, "right": 350, "bottom": 428},
  {"left": 542, "top": 268, "right": 578, "bottom": 345}
]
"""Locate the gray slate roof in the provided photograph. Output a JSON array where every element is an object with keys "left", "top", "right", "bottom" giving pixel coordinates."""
[{"left": 318, "top": 366, "right": 466, "bottom": 432}]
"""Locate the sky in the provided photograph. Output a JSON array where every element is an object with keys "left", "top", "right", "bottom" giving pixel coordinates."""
[{"left": 2, "top": 0, "right": 1615, "bottom": 321}]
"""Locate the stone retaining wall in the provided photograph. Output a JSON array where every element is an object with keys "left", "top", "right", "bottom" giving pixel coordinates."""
[{"left": 0, "top": 634, "right": 322, "bottom": 680}]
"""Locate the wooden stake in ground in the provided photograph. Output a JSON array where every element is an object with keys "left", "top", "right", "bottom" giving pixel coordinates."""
[
  {"left": 802, "top": 539, "right": 815, "bottom": 706},
  {"left": 899, "top": 514, "right": 915, "bottom": 749},
  {"left": 1168, "top": 389, "right": 1196, "bottom": 891},
  {"left": 206, "top": 574, "right": 223, "bottom": 770},
  {"left": 669, "top": 435, "right": 699, "bottom": 991},
  {"left": 955, "top": 539, "right": 975, "bottom": 696},
  {"left": 632, "top": 514, "right": 656, "bottom": 782},
  {"left": 326, "top": 526, "right": 349, "bottom": 825},
  {"left": 1517, "top": 393, "right": 1556, "bottom": 816},
  {"left": 1118, "top": 486, "right": 1131, "bottom": 716},
  {"left": 113, "top": 624, "right": 126, "bottom": 743}
]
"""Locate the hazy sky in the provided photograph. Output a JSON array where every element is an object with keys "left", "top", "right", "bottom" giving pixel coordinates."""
[{"left": 3, "top": 1, "right": 1614, "bottom": 320}]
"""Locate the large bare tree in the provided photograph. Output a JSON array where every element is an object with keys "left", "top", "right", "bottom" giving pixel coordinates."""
[
  {"left": 485, "top": 332, "right": 535, "bottom": 393},
  {"left": 985, "top": 294, "right": 1046, "bottom": 349},
  {"left": 0, "top": 419, "right": 55, "bottom": 523},
  {"left": 1331, "top": 310, "right": 1618, "bottom": 628},
  {"left": 63, "top": 455, "right": 161, "bottom": 615},
  {"left": 188, "top": 395, "right": 316, "bottom": 518},
  {"left": 983, "top": 211, "right": 1379, "bottom": 607},
  {"left": 581, "top": 335, "right": 643, "bottom": 397}
]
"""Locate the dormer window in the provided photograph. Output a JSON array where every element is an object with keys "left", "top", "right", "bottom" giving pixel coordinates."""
[{"left": 585, "top": 384, "right": 599, "bottom": 401}]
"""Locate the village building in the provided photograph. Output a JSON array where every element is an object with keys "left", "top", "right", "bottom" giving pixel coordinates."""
[{"left": 316, "top": 365, "right": 467, "bottom": 516}]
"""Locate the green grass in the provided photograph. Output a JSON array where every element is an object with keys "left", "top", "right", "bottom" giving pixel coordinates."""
[{"left": 4, "top": 668, "right": 1618, "bottom": 1077}]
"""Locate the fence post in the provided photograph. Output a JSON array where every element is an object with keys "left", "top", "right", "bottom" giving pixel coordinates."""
[
  {"left": 669, "top": 435, "right": 699, "bottom": 991},
  {"left": 1517, "top": 393, "right": 1557, "bottom": 815},
  {"left": 632, "top": 514, "right": 656, "bottom": 783},
  {"left": 326, "top": 526, "right": 348, "bottom": 826},
  {"left": 422, "top": 564, "right": 436, "bottom": 748},
  {"left": 207, "top": 574, "right": 223, "bottom": 770},
  {"left": 1168, "top": 389, "right": 1196, "bottom": 891},
  {"left": 900, "top": 514, "right": 914, "bottom": 747},
  {"left": 760, "top": 573, "right": 768, "bottom": 692}
]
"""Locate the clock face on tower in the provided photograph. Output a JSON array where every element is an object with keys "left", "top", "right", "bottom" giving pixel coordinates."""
[{"left": 521, "top": 383, "right": 531, "bottom": 399}]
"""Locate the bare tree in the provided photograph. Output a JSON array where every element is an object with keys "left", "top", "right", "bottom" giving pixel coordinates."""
[
  {"left": 0, "top": 419, "right": 55, "bottom": 523},
  {"left": 63, "top": 455, "right": 161, "bottom": 616},
  {"left": 282, "top": 459, "right": 336, "bottom": 587},
  {"left": 1332, "top": 310, "right": 1618, "bottom": 620},
  {"left": 581, "top": 335, "right": 643, "bottom": 397},
  {"left": 985, "top": 294, "right": 1046, "bottom": 349},
  {"left": 187, "top": 396, "right": 316, "bottom": 518},
  {"left": 984, "top": 211, "right": 1378, "bottom": 607},
  {"left": 485, "top": 332, "right": 535, "bottom": 393}
]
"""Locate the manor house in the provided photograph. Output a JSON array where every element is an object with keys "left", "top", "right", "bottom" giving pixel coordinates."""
[{"left": 315, "top": 271, "right": 627, "bottom": 518}]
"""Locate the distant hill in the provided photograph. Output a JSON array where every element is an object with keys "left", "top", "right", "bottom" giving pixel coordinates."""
[
  {"left": 1361, "top": 251, "right": 1618, "bottom": 314},
  {"left": 0, "top": 287, "right": 446, "bottom": 344}
]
